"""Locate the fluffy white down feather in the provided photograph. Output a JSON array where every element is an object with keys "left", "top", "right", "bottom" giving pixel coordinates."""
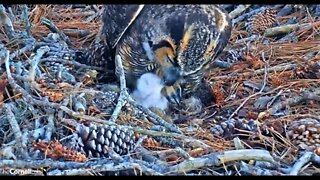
[{"left": 131, "top": 73, "right": 168, "bottom": 110}]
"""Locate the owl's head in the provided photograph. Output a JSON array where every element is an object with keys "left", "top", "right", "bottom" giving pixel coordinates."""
[{"left": 148, "top": 5, "right": 232, "bottom": 87}]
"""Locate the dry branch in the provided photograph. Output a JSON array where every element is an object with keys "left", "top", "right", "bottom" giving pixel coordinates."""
[
  {"left": 169, "top": 149, "right": 276, "bottom": 174},
  {"left": 41, "top": 17, "right": 72, "bottom": 46},
  {"left": 270, "top": 87, "right": 320, "bottom": 114},
  {"left": 239, "top": 161, "right": 283, "bottom": 175},
  {"left": 232, "top": 6, "right": 267, "bottom": 25},
  {"left": 44, "top": 109, "right": 55, "bottom": 141},
  {"left": 264, "top": 21, "right": 320, "bottom": 37},
  {"left": 229, "top": 5, "right": 251, "bottom": 19},
  {"left": 21, "top": 5, "right": 31, "bottom": 36},
  {"left": 3, "top": 103, "right": 28, "bottom": 159},
  {"left": 0, "top": 149, "right": 276, "bottom": 175},
  {"left": 10, "top": 42, "right": 34, "bottom": 59},
  {"left": 289, "top": 151, "right": 313, "bottom": 175},
  {"left": 28, "top": 46, "right": 50, "bottom": 82}
]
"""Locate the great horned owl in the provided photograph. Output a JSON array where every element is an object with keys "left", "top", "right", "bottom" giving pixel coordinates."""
[{"left": 77, "top": 5, "right": 232, "bottom": 105}]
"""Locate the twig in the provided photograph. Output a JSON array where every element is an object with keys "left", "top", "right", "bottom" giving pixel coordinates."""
[
  {"left": 90, "top": 5, "right": 100, "bottom": 12},
  {"left": 135, "top": 146, "right": 168, "bottom": 166},
  {"left": 41, "top": 17, "right": 72, "bottom": 46},
  {"left": 234, "top": 34, "right": 259, "bottom": 45},
  {"left": 134, "top": 135, "right": 148, "bottom": 149},
  {"left": 3, "top": 103, "right": 22, "bottom": 142},
  {"left": 60, "top": 107, "right": 117, "bottom": 126},
  {"left": 266, "top": 89, "right": 283, "bottom": 109},
  {"left": 6, "top": 6, "right": 15, "bottom": 22},
  {"left": 169, "top": 149, "right": 276, "bottom": 174},
  {"left": 270, "top": 87, "right": 320, "bottom": 114},
  {"left": 0, "top": 158, "right": 163, "bottom": 175},
  {"left": 28, "top": 46, "right": 50, "bottom": 82},
  {"left": 21, "top": 5, "right": 32, "bottom": 36},
  {"left": 233, "top": 137, "right": 245, "bottom": 150},
  {"left": 311, "top": 153, "right": 320, "bottom": 165},
  {"left": 131, "top": 126, "right": 210, "bottom": 149},
  {"left": 239, "top": 161, "right": 283, "bottom": 175},
  {"left": 85, "top": 7, "right": 103, "bottom": 22},
  {"left": 128, "top": 96, "right": 181, "bottom": 133},
  {"left": 156, "top": 147, "right": 193, "bottom": 161},
  {"left": 105, "top": 147, "right": 124, "bottom": 162},
  {"left": 44, "top": 109, "right": 55, "bottom": 141},
  {"left": 109, "top": 55, "right": 128, "bottom": 122},
  {"left": 0, "top": 159, "right": 162, "bottom": 176},
  {"left": 264, "top": 21, "right": 320, "bottom": 37},
  {"left": 10, "top": 41, "right": 35, "bottom": 59},
  {"left": 72, "top": 93, "right": 86, "bottom": 113},
  {"left": 3, "top": 103, "right": 28, "bottom": 159},
  {"left": 218, "top": 149, "right": 276, "bottom": 164},
  {"left": 289, "top": 151, "right": 313, "bottom": 175},
  {"left": 232, "top": 6, "right": 267, "bottom": 26},
  {"left": 228, "top": 5, "right": 251, "bottom": 19},
  {"left": 174, "top": 147, "right": 192, "bottom": 160},
  {"left": 49, "top": 161, "right": 162, "bottom": 175},
  {"left": 0, "top": 4, "right": 15, "bottom": 39},
  {"left": 63, "top": 29, "right": 90, "bottom": 38}
]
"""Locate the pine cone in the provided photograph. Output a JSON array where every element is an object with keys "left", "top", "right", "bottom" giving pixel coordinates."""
[
  {"left": 287, "top": 118, "right": 320, "bottom": 151},
  {"left": 74, "top": 123, "right": 136, "bottom": 158},
  {"left": 210, "top": 118, "right": 258, "bottom": 138},
  {"left": 247, "top": 8, "right": 278, "bottom": 34}
]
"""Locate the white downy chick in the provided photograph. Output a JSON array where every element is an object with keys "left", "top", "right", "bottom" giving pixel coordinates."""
[{"left": 131, "top": 73, "right": 168, "bottom": 110}]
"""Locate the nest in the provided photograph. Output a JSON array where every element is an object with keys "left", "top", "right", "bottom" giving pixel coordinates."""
[{"left": 0, "top": 4, "right": 320, "bottom": 176}]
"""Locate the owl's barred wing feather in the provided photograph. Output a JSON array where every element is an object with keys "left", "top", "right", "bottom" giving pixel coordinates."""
[
  {"left": 73, "top": 5, "right": 146, "bottom": 78},
  {"left": 102, "top": 5, "right": 144, "bottom": 49}
]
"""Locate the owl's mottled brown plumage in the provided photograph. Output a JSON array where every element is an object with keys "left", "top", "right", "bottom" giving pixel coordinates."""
[{"left": 78, "top": 5, "right": 232, "bottom": 105}]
